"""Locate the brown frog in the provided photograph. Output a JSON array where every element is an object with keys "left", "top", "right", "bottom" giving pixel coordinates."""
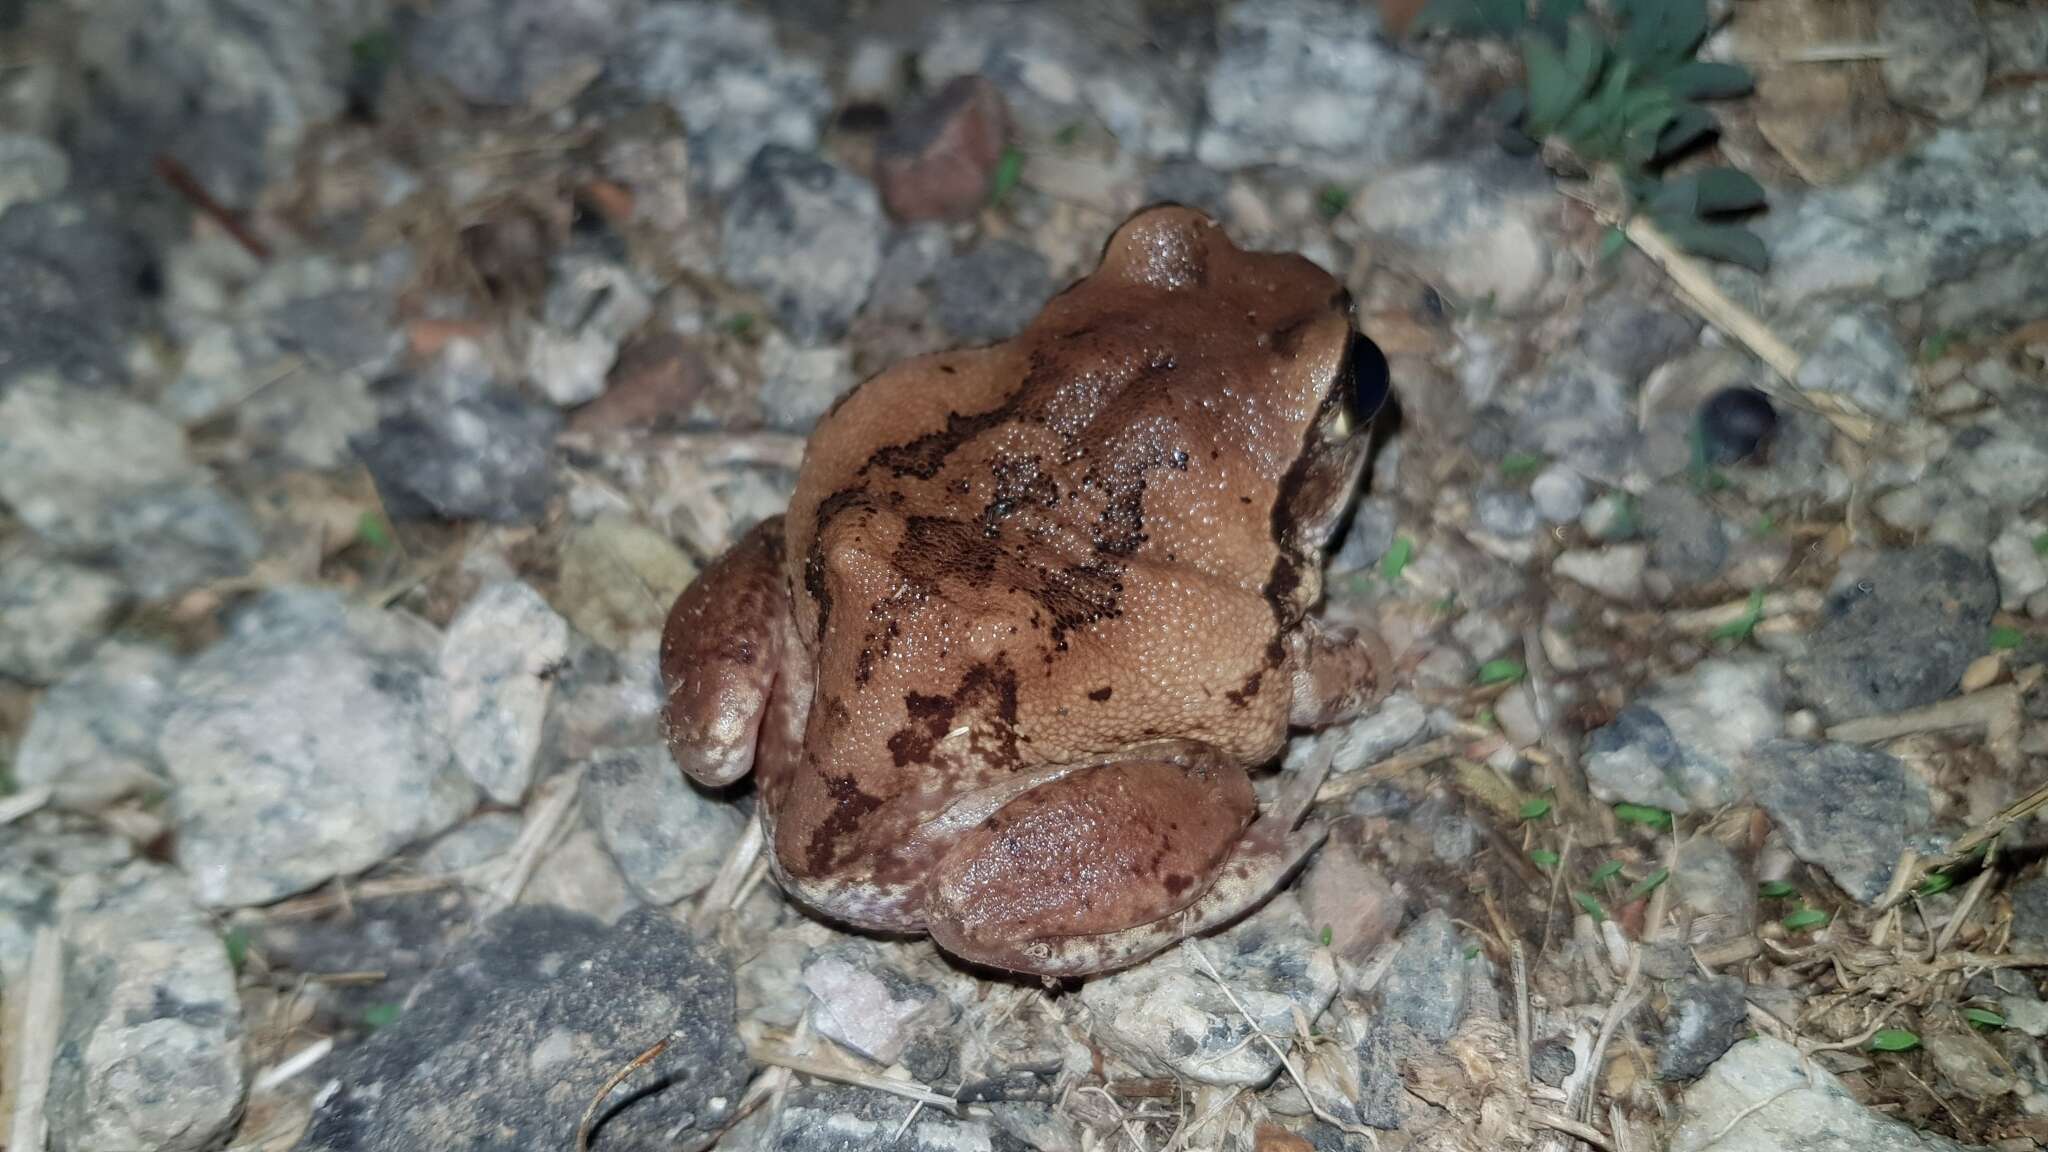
[{"left": 661, "top": 205, "right": 1391, "bottom": 976}]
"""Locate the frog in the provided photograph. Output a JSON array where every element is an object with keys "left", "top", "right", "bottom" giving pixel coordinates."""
[{"left": 660, "top": 205, "right": 1393, "bottom": 976}]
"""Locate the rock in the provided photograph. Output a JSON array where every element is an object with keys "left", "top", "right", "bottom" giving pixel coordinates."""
[
  {"left": 571, "top": 331, "right": 713, "bottom": 434},
  {"left": 354, "top": 350, "right": 561, "bottom": 525},
  {"left": 1586, "top": 659, "right": 1784, "bottom": 814},
  {"left": 1696, "top": 386, "right": 1780, "bottom": 467},
  {"left": 1451, "top": 610, "right": 1516, "bottom": 663},
  {"left": 1658, "top": 976, "right": 1749, "bottom": 1081},
  {"left": 300, "top": 906, "right": 749, "bottom": 1152},
  {"left": 0, "top": 198, "right": 145, "bottom": 389},
  {"left": 802, "top": 943, "right": 953, "bottom": 1067},
  {"left": 1555, "top": 545, "right": 1647, "bottom": 601},
  {"left": 757, "top": 329, "right": 857, "bottom": 431},
  {"left": 1760, "top": 121, "right": 2048, "bottom": 310},
  {"left": 1743, "top": 740, "right": 1931, "bottom": 904},
  {"left": 1950, "top": 422, "right": 2048, "bottom": 509},
  {"left": 1671, "top": 1036, "right": 1972, "bottom": 1151},
  {"left": 162, "top": 588, "right": 477, "bottom": 907},
  {"left": 1793, "top": 545, "right": 1998, "bottom": 721},
  {"left": 1300, "top": 692, "right": 1428, "bottom": 776},
  {"left": 417, "top": 812, "right": 523, "bottom": 875},
  {"left": 877, "top": 75, "right": 1009, "bottom": 222},
  {"left": 1511, "top": 355, "right": 1637, "bottom": 482},
  {"left": 1923, "top": 1029, "right": 2013, "bottom": 1101},
  {"left": 1197, "top": 0, "right": 1445, "bottom": 183},
  {"left": 1081, "top": 894, "right": 1339, "bottom": 1086},
  {"left": 525, "top": 252, "right": 653, "bottom": 408},
  {"left": 2010, "top": 872, "right": 2048, "bottom": 947},
  {"left": 0, "top": 371, "right": 190, "bottom": 544},
  {"left": 101, "top": 482, "right": 263, "bottom": 602},
  {"left": 1354, "top": 156, "right": 1564, "bottom": 316},
  {"left": 1531, "top": 1039, "right": 1577, "bottom": 1087},
  {"left": 50, "top": 862, "right": 243, "bottom": 1152},
  {"left": 1576, "top": 295, "right": 1698, "bottom": 386},
  {"left": 1300, "top": 839, "right": 1403, "bottom": 962},
  {"left": 612, "top": 2, "right": 830, "bottom": 193},
  {"left": 252, "top": 888, "right": 473, "bottom": 1036},
  {"left": 1793, "top": 307, "right": 1913, "bottom": 424},
  {"left": 1144, "top": 159, "right": 1233, "bottom": 223},
  {"left": 1879, "top": 0, "right": 1988, "bottom": 121},
  {"left": 1641, "top": 485, "right": 1728, "bottom": 587},
  {"left": 719, "top": 146, "right": 883, "bottom": 346},
  {"left": 774, "top": 1083, "right": 1022, "bottom": 1152},
  {"left": 0, "top": 133, "right": 68, "bottom": 214},
  {"left": 1374, "top": 908, "right": 1478, "bottom": 1040},
  {"left": 14, "top": 642, "right": 178, "bottom": 810},
  {"left": 1530, "top": 466, "right": 1587, "bottom": 524},
  {"left": 1986, "top": 4, "right": 2048, "bottom": 78},
  {"left": 401, "top": 0, "right": 627, "bottom": 107},
  {"left": 0, "top": 823, "right": 136, "bottom": 982},
  {"left": 1473, "top": 487, "right": 1538, "bottom": 539},
  {"left": 584, "top": 745, "right": 743, "bottom": 905},
  {"left": 931, "top": 240, "right": 1055, "bottom": 344},
  {"left": 520, "top": 820, "right": 638, "bottom": 924},
  {"left": 441, "top": 581, "right": 569, "bottom": 804},
  {"left": 0, "top": 547, "right": 123, "bottom": 683},
  {"left": 1991, "top": 520, "right": 2048, "bottom": 608},
  {"left": 1400, "top": 537, "right": 1527, "bottom": 610},
  {"left": 555, "top": 515, "right": 699, "bottom": 648},
  {"left": 1328, "top": 494, "right": 1398, "bottom": 573},
  {"left": 1673, "top": 834, "right": 1759, "bottom": 944}
]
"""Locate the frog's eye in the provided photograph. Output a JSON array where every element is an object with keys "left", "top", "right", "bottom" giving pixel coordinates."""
[{"left": 1347, "top": 333, "right": 1390, "bottom": 426}]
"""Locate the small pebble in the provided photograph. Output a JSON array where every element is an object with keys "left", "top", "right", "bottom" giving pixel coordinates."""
[{"left": 1960, "top": 653, "right": 2002, "bottom": 693}]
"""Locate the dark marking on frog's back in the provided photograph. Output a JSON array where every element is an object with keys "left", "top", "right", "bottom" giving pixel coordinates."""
[
  {"left": 1223, "top": 670, "right": 1262, "bottom": 708},
  {"left": 806, "top": 773, "right": 886, "bottom": 873},
  {"left": 866, "top": 406, "right": 1013, "bottom": 480},
  {"left": 886, "top": 691, "right": 958, "bottom": 767},
  {"left": 1088, "top": 686, "right": 1113, "bottom": 702},
  {"left": 894, "top": 515, "right": 1002, "bottom": 589}
]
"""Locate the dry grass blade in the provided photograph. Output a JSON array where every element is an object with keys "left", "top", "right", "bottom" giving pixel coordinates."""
[
  {"left": 7, "top": 929, "right": 63, "bottom": 1152},
  {"left": 1313, "top": 736, "right": 1457, "bottom": 803},
  {"left": 1530, "top": 1110, "right": 1614, "bottom": 1151},
  {"left": 575, "top": 1036, "right": 672, "bottom": 1152},
  {"left": 252, "top": 1036, "right": 334, "bottom": 1093},
  {"left": 0, "top": 786, "right": 52, "bottom": 827},
  {"left": 692, "top": 813, "right": 765, "bottom": 928},
  {"left": 746, "top": 1042, "right": 961, "bottom": 1116},
  {"left": 481, "top": 766, "right": 585, "bottom": 917}
]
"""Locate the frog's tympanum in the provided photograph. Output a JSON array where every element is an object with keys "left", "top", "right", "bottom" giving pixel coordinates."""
[{"left": 662, "top": 205, "right": 1392, "bottom": 976}]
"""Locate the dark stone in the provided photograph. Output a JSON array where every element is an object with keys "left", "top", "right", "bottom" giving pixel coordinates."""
[
  {"left": 1795, "top": 545, "right": 1999, "bottom": 720},
  {"left": 354, "top": 388, "right": 559, "bottom": 523},
  {"left": 931, "top": 240, "right": 1054, "bottom": 344},
  {"left": 1658, "top": 975, "right": 1749, "bottom": 1081},
  {"left": 1697, "top": 387, "right": 1778, "bottom": 466},
  {"left": 1744, "top": 740, "right": 1931, "bottom": 904},
  {"left": 1641, "top": 484, "right": 1727, "bottom": 587}
]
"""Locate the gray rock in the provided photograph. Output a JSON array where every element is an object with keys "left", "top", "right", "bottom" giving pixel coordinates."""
[
  {"left": 1794, "top": 306, "right": 1914, "bottom": 423},
  {"left": 355, "top": 353, "right": 560, "bottom": 524},
  {"left": 417, "top": 812, "right": 523, "bottom": 876},
  {"left": 0, "top": 547, "right": 124, "bottom": 683},
  {"left": 1658, "top": 976, "right": 1749, "bottom": 1081},
  {"left": 1512, "top": 355, "right": 1637, "bottom": 482},
  {"left": 1301, "top": 692, "right": 1428, "bottom": 777},
  {"left": 1329, "top": 494, "right": 1398, "bottom": 573},
  {"left": 802, "top": 943, "right": 952, "bottom": 1067},
  {"left": 719, "top": 146, "right": 883, "bottom": 346},
  {"left": 1577, "top": 295, "right": 1698, "bottom": 386},
  {"left": 2010, "top": 872, "right": 2048, "bottom": 948},
  {"left": 0, "top": 822, "right": 136, "bottom": 982},
  {"left": 1451, "top": 610, "right": 1516, "bottom": 662},
  {"left": 613, "top": 2, "right": 830, "bottom": 193},
  {"left": 300, "top": 906, "right": 749, "bottom": 1152},
  {"left": 1744, "top": 740, "right": 1931, "bottom": 904},
  {"left": 757, "top": 330, "right": 857, "bottom": 431},
  {"left": 1144, "top": 159, "right": 1232, "bottom": 222},
  {"left": 101, "top": 482, "right": 263, "bottom": 601},
  {"left": 1401, "top": 536, "right": 1527, "bottom": 610},
  {"left": 1879, "top": 0, "right": 1988, "bottom": 121},
  {"left": 583, "top": 745, "right": 743, "bottom": 905},
  {"left": 1081, "top": 894, "right": 1338, "bottom": 1086},
  {"left": 14, "top": 642, "right": 179, "bottom": 810},
  {"left": 520, "top": 819, "right": 638, "bottom": 924},
  {"left": 1760, "top": 121, "right": 2048, "bottom": 309},
  {"left": 931, "top": 240, "right": 1054, "bottom": 344},
  {"left": 1355, "top": 155, "right": 1564, "bottom": 316},
  {"left": 1375, "top": 908, "right": 1478, "bottom": 1041},
  {"left": 402, "top": 0, "right": 628, "bottom": 107},
  {"left": 1197, "top": 0, "right": 1445, "bottom": 183},
  {"left": 440, "top": 581, "right": 569, "bottom": 804},
  {"left": 1555, "top": 545, "right": 1648, "bottom": 601},
  {"left": 1793, "top": 545, "right": 1998, "bottom": 720},
  {"left": 1531, "top": 1038, "right": 1577, "bottom": 1087},
  {"left": 1928, "top": 235, "right": 2048, "bottom": 334},
  {"left": 1671, "top": 1036, "right": 1972, "bottom": 1151},
  {"left": 1950, "top": 421, "right": 2048, "bottom": 510},
  {"left": 525, "top": 252, "right": 653, "bottom": 407},
  {"left": 1641, "top": 485, "right": 1728, "bottom": 587},
  {"left": 774, "top": 1083, "right": 1025, "bottom": 1152},
  {"left": 162, "top": 587, "right": 477, "bottom": 907},
  {"left": 0, "top": 199, "right": 146, "bottom": 389},
  {"left": 1586, "top": 659, "right": 1783, "bottom": 813},
  {"left": 1985, "top": 4, "right": 2048, "bottom": 78},
  {"left": 50, "top": 863, "right": 243, "bottom": 1152},
  {"left": 1530, "top": 466, "right": 1588, "bottom": 524},
  {"left": 0, "top": 372, "right": 193, "bottom": 545},
  {"left": 252, "top": 887, "right": 472, "bottom": 1037},
  {"left": 0, "top": 133, "right": 69, "bottom": 214},
  {"left": 1673, "top": 834, "right": 1758, "bottom": 944},
  {"left": 1473, "top": 486, "right": 1539, "bottom": 539}
]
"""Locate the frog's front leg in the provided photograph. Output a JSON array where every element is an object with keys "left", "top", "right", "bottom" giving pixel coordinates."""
[
  {"left": 660, "top": 516, "right": 792, "bottom": 786},
  {"left": 1287, "top": 617, "right": 1390, "bottom": 729},
  {"left": 926, "top": 753, "right": 1281, "bottom": 975}
]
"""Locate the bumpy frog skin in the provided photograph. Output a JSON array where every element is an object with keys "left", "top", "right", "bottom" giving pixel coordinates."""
[{"left": 661, "top": 205, "right": 1391, "bottom": 976}]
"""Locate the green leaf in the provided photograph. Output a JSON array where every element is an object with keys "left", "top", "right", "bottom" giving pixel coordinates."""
[
  {"left": 1654, "top": 104, "right": 1719, "bottom": 160},
  {"left": 1531, "top": 849, "right": 1562, "bottom": 869},
  {"left": 1321, "top": 924, "right": 1334, "bottom": 946},
  {"left": 1708, "top": 587, "right": 1768, "bottom": 644},
  {"left": 1657, "top": 219, "right": 1769, "bottom": 272},
  {"left": 1965, "top": 1007, "right": 2007, "bottom": 1029},
  {"left": 1054, "top": 122, "right": 1083, "bottom": 147},
  {"left": 1564, "top": 17, "right": 1605, "bottom": 93},
  {"left": 1381, "top": 535, "right": 1415, "bottom": 584},
  {"left": 1477, "top": 0, "right": 1528, "bottom": 34},
  {"left": 2035, "top": 531, "right": 2048, "bottom": 557},
  {"left": 1597, "top": 226, "right": 1629, "bottom": 263},
  {"left": 1781, "top": 907, "right": 1830, "bottom": 932},
  {"left": 1520, "top": 797, "right": 1554, "bottom": 820},
  {"left": 1573, "top": 890, "right": 1608, "bottom": 922},
  {"left": 1590, "top": 859, "right": 1625, "bottom": 885},
  {"left": 720, "top": 312, "right": 756, "bottom": 337},
  {"left": 1918, "top": 872, "right": 1956, "bottom": 897},
  {"left": 1627, "top": 867, "right": 1670, "bottom": 901},
  {"left": 356, "top": 510, "right": 393, "bottom": 551},
  {"left": 1868, "top": 1029, "right": 1921, "bottom": 1052},
  {"left": 1464, "top": 944, "right": 1482, "bottom": 959},
  {"left": 989, "top": 147, "right": 1025, "bottom": 204},
  {"left": 1475, "top": 659, "right": 1527, "bottom": 686},
  {"left": 1649, "top": 174, "right": 1701, "bottom": 219},
  {"left": 1990, "top": 625, "right": 2024, "bottom": 651},
  {"left": 1523, "top": 34, "right": 1582, "bottom": 137},
  {"left": 1317, "top": 184, "right": 1352, "bottom": 219},
  {"left": 224, "top": 927, "right": 251, "bottom": 974},
  {"left": 1693, "top": 167, "right": 1768, "bottom": 214},
  {"left": 362, "top": 1003, "right": 402, "bottom": 1031},
  {"left": 1621, "top": 0, "right": 1707, "bottom": 74},
  {"left": 1500, "top": 450, "right": 1547, "bottom": 478},
  {"left": 1613, "top": 803, "right": 1673, "bottom": 830},
  {"left": 1758, "top": 880, "right": 1797, "bottom": 899},
  {"left": 1663, "top": 60, "right": 1755, "bottom": 100}
]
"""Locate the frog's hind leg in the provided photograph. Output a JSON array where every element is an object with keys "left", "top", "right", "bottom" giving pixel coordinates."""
[
  {"left": 660, "top": 516, "right": 792, "bottom": 786},
  {"left": 926, "top": 751, "right": 1325, "bottom": 977}
]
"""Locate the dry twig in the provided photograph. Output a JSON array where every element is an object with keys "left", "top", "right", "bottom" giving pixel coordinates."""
[{"left": 7, "top": 930, "right": 63, "bottom": 1152}]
